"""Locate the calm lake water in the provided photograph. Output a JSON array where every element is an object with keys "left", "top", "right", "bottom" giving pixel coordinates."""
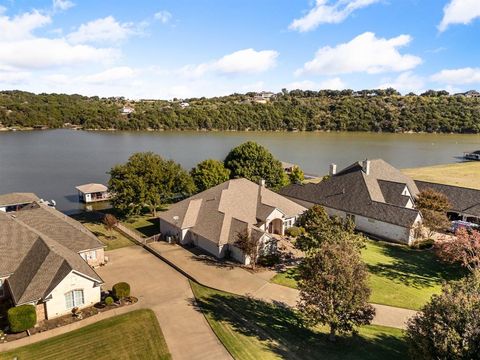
[{"left": 0, "top": 129, "right": 479, "bottom": 213}]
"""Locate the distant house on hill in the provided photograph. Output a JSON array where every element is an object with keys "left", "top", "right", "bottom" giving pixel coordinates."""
[
  {"left": 121, "top": 106, "right": 135, "bottom": 114},
  {"left": 180, "top": 102, "right": 190, "bottom": 109},
  {"left": 454, "top": 90, "right": 480, "bottom": 98},
  {"left": 279, "top": 159, "right": 422, "bottom": 245},
  {"left": 158, "top": 178, "right": 306, "bottom": 264},
  {"left": 0, "top": 198, "right": 104, "bottom": 322}
]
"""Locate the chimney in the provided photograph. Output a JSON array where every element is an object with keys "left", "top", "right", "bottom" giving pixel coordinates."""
[
  {"left": 259, "top": 179, "right": 266, "bottom": 187},
  {"left": 362, "top": 159, "right": 371, "bottom": 175},
  {"left": 329, "top": 163, "right": 337, "bottom": 176}
]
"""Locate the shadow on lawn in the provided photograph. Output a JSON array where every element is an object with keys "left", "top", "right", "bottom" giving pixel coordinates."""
[
  {"left": 132, "top": 217, "right": 160, "bottom": 237},
  {"left": 367, "top": 244, "right": 464, "bottom": 289},
  {"left": 192, "top": 290, "right": 408, "bottom": 360}
]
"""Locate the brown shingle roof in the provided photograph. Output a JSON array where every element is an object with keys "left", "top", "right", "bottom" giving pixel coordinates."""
[
  {"left": 0, "top": 193, "right": 39, "bottom": 207},
  {"left": 0, "top": 200, "right": 103, "bottom": 305},
  {"left": 415, "top": 181, "right": 480, "bottom": 217},
  {"left": 279, "top": 159, "right": 420, "bottom": 228},
  {"left": 159, "top": 178, "right": 306, "bottom": 246}
]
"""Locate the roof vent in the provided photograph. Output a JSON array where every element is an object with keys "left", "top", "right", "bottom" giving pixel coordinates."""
[
  {"left": 329, "top": 163, "right": 337, "bottom": 176},
  {"left": 362, "top": 159, "right": 371, "bottom": 175}
]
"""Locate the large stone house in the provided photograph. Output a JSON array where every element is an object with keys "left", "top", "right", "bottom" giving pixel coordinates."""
[
  {"left": 0, "top": 199, "right": 105, "bottom": 322},
  {"left": 158, "top": 178, "right": 307, "bottom": 264},
  {"left": 279, "top": 159, "right": 422, "bottom": 245}
]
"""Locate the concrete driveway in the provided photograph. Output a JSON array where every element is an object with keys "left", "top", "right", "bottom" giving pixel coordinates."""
[
  {"left": 148, "top": 242, "right": 417, "bottom": 329},
  {"left": 96, "top": 246, "right": 232, "bottom": 360}
]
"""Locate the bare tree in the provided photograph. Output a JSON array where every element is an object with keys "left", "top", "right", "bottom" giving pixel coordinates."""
[
  {"left": 416, "top": 189, "right": 451, "bottom": 238},
  {"left": 103, "top": 214, "right": 118, "bottom": 240},
  {"left": 436, "top": 228, "right": 480, "bottom": 273}
]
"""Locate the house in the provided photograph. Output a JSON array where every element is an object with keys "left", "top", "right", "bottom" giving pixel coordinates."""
[
  {"left": 0, "top": 192, "right": 39, "bottom": 212},
  {"left": 279, "top": 159, "right": 422, "bottom": 245},
  {"left": 0, "top": 199, "right": 105, "bottom": 322},
  {"left": 158, "top": 178, "right": 306, "bottom": 264},
  {"left": 180, "top": 102, "right": 190, "bottom": 109},
  {"left": 76, "top": 183, "right": 110, "bottom": 203},
  {"left": 121, "top": 106, "right": 135, "bottom": 114},
  {"left": 415, "top": 181, "right": 480, "bottom": 225}
]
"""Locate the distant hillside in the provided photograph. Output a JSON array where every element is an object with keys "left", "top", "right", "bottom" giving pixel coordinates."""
[{"left": 1, "top": 89, "right": 479, "bottom": 133}]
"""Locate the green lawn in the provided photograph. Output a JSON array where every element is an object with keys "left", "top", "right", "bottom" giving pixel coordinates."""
[
  {"left": 81, "top": 222, "right": 134, "bottom": 251},
  {"left": 190, "top": 281, "right": 407, "bottom": 360},
  {"left": 0, "top": 309, "right": 171, "bottom": 360},
  {"left": 271, "top": 240, "right": 464, "bottom": 310},
  {"left": 124, "top": 214, "right": 161, "bottom": 238}
]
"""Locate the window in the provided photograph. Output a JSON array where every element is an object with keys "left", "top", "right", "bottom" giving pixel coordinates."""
[
  {"left": 0, "top": 278, "right": 4, "bottom": 297},
  {"left": 65, "top": 290, "right": 85, "bottom": 309},
  {"left": 81, "top": 251, "right": 97, "bottom": 261}
]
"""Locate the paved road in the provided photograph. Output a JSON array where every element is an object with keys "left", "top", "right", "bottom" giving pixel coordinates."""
[
  {"left": 96, "top": 246, "right": 232, "bottom": 360},
  {"left": 149, "top": 242, "right": 417, "bottom": 329}
]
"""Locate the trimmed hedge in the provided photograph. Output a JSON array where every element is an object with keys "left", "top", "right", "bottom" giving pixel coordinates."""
[
  {"left": 104, "top": 296, "right": 114, "bottom": 306},
  {"left": 112, "top": 282, "right": 130, "bottom": 300},
  {"left": 8, "top": 305, "right": 37, "bottom": 333}
]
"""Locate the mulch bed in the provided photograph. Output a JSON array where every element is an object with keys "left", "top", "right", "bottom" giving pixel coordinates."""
[{"left": 1, "top": 297, "right": 138, "bottom": 344}]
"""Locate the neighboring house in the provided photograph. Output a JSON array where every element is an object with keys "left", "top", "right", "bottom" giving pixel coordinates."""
[
  {"left": 0, "top": 192, "right": 39, "bottom": 212},
  {"left": 279, "top": 159, "right": 422, "bottom": 245},
  {"left": 0, "top": 199, "right": 105, "bottom": 322},
  {"left": 415, "top": 181, "right": 480, "bottom": 225},
  {"left": 180, "top": 102, "right": 190, "bottom": 109},
  {"left": 121, "top": 106, "right": 135, "bottom": 114},
  {"left": 76, "top": 183, "right": 110, "bottom": 203},
  {"left": 158, "top": 178, "right": 306, "bottom": 264}
]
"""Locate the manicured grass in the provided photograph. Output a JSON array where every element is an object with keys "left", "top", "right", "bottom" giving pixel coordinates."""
[
  {"left": 124, "top": 214, "right": 161, "bottom": 238},
  {"left": 190, "top": 281, "right": 408, "bottom": 360},
  {"left": 271, "top": 240, "right": 464, "bottom": 310},
  {"left": 81, "top": 222, "right": 134, "bottom": 251},
  {"left": 1, "top": 309, "right": 171, "bottom": 360},
  {"left": 402, "top": 162, "right": 480, "bottom": 190}
]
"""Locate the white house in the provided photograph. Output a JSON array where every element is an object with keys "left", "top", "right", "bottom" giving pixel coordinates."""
[
  {"left": 76, "top": 183, "right": 110, "bottom": 203},
  {"left": 0, "top": 198, "right": 105, "bottom": 322},
  {"left": 158, "top": 178, "right": 306, "bottom": 264},
  {"left": 279, "top": 159, "right": 422, "bottom": 245}
]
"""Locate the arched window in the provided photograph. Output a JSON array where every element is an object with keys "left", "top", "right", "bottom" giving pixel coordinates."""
[{"left": 65, "top": 289, "right": 85, "bottom": 309}]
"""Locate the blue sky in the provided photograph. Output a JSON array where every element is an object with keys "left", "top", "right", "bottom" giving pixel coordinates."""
[{"left": 0, "top": 0, "right": 479, "bottom": 99}]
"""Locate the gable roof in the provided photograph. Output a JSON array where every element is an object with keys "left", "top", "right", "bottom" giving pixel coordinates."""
[
  {"left": 159, "top": 178, "right": 306, "bottom": 246},
  {"left": 415, "top": 180, "right": 480, "bottom": 217},
  {"left": 0, "top": 192, "right": 39, "bottom": 207},
  {"left": 278, "top": 159, "right": 420, "bottom": 228},
  {"left": 75, "top": 183, "right": 108, "bottom": 193},
  {"left": 0, "top": 200, "right": 103, "bottom": 305}
]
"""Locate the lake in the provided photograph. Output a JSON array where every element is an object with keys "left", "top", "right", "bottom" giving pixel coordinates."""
[{"left": 0, "top": 129, "right": 479, "bottom": 213}]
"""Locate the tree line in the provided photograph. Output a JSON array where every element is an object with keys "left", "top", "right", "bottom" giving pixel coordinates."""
[{"left": 1, "top": 89, "right": 480, "bottom": 133}]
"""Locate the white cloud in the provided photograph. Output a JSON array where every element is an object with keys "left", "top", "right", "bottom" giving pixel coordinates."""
[
  {"left": 82, "top": 66, "right": 136, "bottom": 84},
  {"left": 289, "top": 0, "right": 381, "bottom": 32},
  {"left": 297, "top": 32, "right": 422, "bottom": 76},
  {"left": 0, "top": 70, "right": 31, "bottom": 84},
  {"left": 53, "top": 0, "right": 75, "bottom": 11},
  {"left": 431, "top": 67, "right": 480, "bottom": 84},
  {"left": 67, "top": 16, "right": 137, "bottom": 44},
  {"left": 378, "top": 72, "right": 425, "bottom": 93},
  {"left": 180, "top": 48, "right": 279, "bottom": 77},
  {"left": 0, "top": 10, "right": 119, "bottom": 70},
  {"left": 154, "top": 10, "right": 172, "bottom": 24},
  {"left": 286, "top": 78, "right": 345, "bottom": 90},
  {"left": 438, "top": 0, "right": 480, "bottom": 32},
  {"left": 0, "top": 10, "right": 51, "bottom": 41}
]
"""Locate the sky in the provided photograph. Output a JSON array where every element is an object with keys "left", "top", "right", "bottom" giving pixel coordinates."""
[{"left": 0, "top": 0, "right": 479, "bottom": 99}]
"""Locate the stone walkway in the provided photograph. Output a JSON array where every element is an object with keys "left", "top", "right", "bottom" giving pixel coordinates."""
[{"left": 148, "top": 242, "right": 417, "bottom": 329}]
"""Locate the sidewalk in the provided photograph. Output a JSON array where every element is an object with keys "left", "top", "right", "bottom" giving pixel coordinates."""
[{"left": 148, "top": 242, "right": 417, "bottom": 329}]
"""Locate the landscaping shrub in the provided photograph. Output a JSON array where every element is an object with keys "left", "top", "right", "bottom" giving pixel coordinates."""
[
  {"left": 285, "top": 226, "right": 304, "bottom": 238},
  {"left": 104, "top": 296, "right": 114, "bottom": 306},
  {"left": 112, "top": 282, "right": 131, "bottom": 300},
  {"left": 7, "top": 305, "right": 37, "bottom": 333},
  {"left": 411, "top": 238, "right": 435, "bottom": 250},
  {"left": 258, "top": 254, "right": 281, "bottom": 267}
]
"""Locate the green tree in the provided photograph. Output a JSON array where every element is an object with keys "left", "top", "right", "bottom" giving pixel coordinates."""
[
  {"left": 416, "top": 188, "right": 451, "bottom": 238},
  {"left": 190, "top": 159, "right": 230, "bottom": 192},
  {"left": 288, "top": 166, "right": 305, "bottom": 184},
  {"left": 108, "top": 152, "right": 195, "bottom": 216},
  {"left": 297, "top": 233, "right": 375, "bottom": 342},
  {"left": 224, "top": 141, "right": 288, "bottom": 189},
  {"left": 295, "top": 205, "right": 360, "bottom": 253},
  {"left": 406, "top": 271, "right": 480, "bottom": 359}
]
